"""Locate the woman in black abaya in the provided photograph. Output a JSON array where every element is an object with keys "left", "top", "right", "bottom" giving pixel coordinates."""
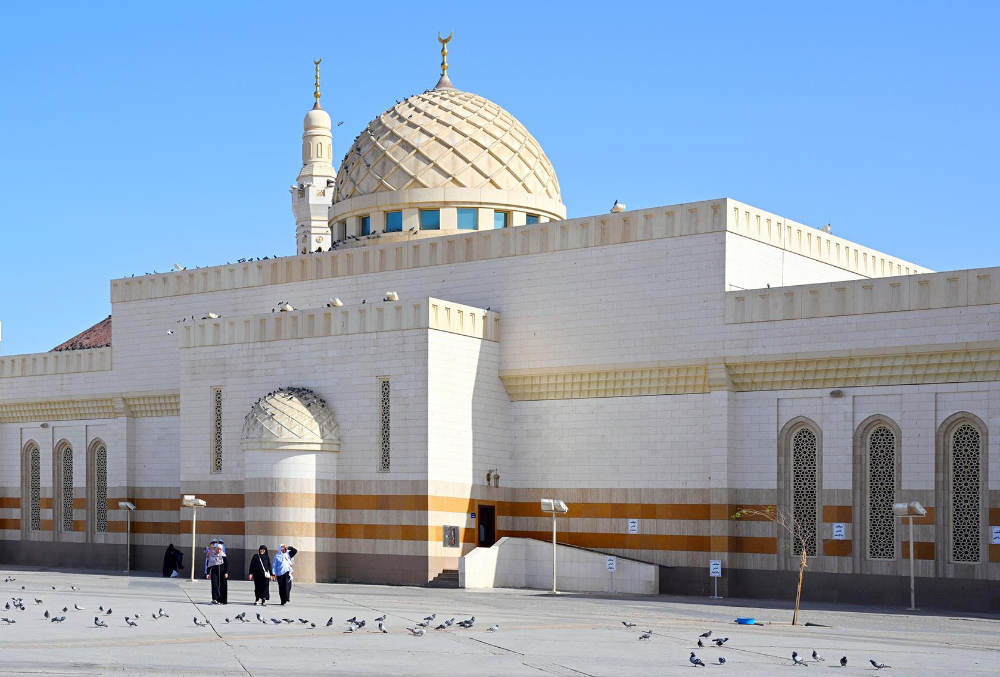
[
  {"left": 205, "top": 543, "right": 228, "bottom": 604},
  {"left": 248, "top": 545, "right": 271, "bottom": 605}
]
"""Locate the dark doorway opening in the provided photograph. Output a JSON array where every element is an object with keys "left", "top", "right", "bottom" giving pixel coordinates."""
[{"left": 477, "top": 504, "right": 496, "bottom": 547}]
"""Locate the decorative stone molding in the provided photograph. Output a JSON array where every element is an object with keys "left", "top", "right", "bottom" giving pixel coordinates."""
[
  {"left": 178, "top": 298, "right": 498, "bottom": 349},
  {"left": 110, "top": 198, "right": 927, "bottom": 303},
  {"left": 725, "top": 343, "right": 1000, "bottom": 391},
  {"left": 0, "top": 392, "right": 179, "bottom": 423},
  {"left": 499, "top": 363, "right": 709, "bottom": 401},
  {"left": 0, "top": 347, "right": 111, "bottom": 379},
  {"left": 499, "top": 342, "right": 1000, "bottom": 400},
  {"left": 726, "top": 267, "right": 998, "bottom": 324}
]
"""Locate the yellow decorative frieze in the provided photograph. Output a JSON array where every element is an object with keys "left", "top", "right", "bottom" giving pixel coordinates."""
[
  {"left": 500, "top": 363, "right": 709, "bottom": 401},
  {"left": 0, "top": 392, "right": 180, "bottom": 423}
]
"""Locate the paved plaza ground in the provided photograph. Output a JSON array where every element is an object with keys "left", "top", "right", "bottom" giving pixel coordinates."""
[{"left": 0, "top": 568, "right": 995, "bottom": 676}]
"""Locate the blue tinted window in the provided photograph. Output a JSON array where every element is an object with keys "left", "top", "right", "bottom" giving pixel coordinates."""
[
  {"left": 457, "top": 208, "right": 478, "bottom": 230},
  {"left": 385, "top": 211, "right": 402, "bottom": 232},
  {"left": 525, "top": 213, "right": 540, "bottom": 225},
  {"left": 494, "top": 211, "right": 509, "bottom": 229},
  {"left": 360, "top": 216, "right": 370, "bottom": 236},
  {"left": 419, "top": 209, "right": 440, "bottom": 230}
]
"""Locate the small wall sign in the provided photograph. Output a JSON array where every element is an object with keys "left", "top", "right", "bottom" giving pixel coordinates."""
[
  {"left": 605, "top": 556, "right": 617, "bottom": 573},
  {"left": 832, "top": 523, "right": 846, "bottom": 540},
  {"left": 709, "top": 559, "right": 722, "bottom": 578},
  {"left": 627, "top": 518, "right": 639, "bottom": 534},
  {"left": 470, "top": 512, "right": 476, "bottom": 519},
  {"left": 991, "top": 526, "right": 1000, "bottom": 545}
]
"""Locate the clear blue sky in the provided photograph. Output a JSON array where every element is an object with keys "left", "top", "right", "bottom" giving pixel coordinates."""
[{"left": 1, "top": 2, "right": 997, "bottom": 355}]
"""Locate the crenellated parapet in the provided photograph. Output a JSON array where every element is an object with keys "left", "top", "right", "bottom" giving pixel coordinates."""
[
  {"left": 177, "top": 297, "right": 499, "bottom": 349},
  {"left": 0, "top": 347, "right": 111, "bottom": 379}
]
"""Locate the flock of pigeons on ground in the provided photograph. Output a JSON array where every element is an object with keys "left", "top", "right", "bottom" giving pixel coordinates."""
[
  {"left": 4, "top": 576, "right": 899, "bottom": 670},
  {"left": 620, "top": 624, "right": 892, "bottom": 670}
]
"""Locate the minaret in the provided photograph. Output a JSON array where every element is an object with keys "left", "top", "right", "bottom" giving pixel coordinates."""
[{"left": 292, "top": 59, "right": 336, "bottom": 254}]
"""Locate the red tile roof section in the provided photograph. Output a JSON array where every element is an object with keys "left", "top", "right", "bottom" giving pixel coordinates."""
[{"left": 51, "top": 315, "right": 112, "bottom": 352}]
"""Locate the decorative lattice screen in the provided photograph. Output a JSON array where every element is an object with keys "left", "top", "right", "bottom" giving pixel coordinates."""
[
  {"left": 61, "top": 448, "right": 74, "bottom": 532},
  {"left": 29, "top": 447, "right": 40, "bottom": 531},
  {"left": 791, "top": 427, "right": 818, "bottom": 556},
  {"left": 94, "top": 444, "right": 108, "bottom": 534},
  {"left": 378, "top": 379, "right": 390, "bottom": 472},
  {"left": 867, "top": 426, "right": 896, "bottom": 560},
  {"left": 212, "top": 388, "right": 223, "bottom": 473},
  {"left": 951, "top": 423, "right": 981, "bottom": 563}
]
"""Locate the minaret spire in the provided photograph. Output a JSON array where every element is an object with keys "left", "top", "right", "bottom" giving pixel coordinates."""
[
  {"left": 435, "top": 32, "right": 455, "bottom": 90},
  {"left": 313, "top": 58, "right": 322, "bottom": 109}
]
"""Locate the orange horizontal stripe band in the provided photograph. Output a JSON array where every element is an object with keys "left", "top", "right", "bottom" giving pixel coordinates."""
[
  {"left": 0, "top": 498, "right": 21, "bottom": 509},
  {"left": 900, "top": 541, "right": 935, "bottom": 560}
]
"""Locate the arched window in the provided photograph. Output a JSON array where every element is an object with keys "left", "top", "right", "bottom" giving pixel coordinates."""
[
  {"left": 22, "top": 442, "right": 41, "bottom": 532},
  {"left": 89, "top": 441, "right": 108, "bottom": 534},
  {"left": 791, "top": 427, "right": 818, "bottom": 556},
  {"left": 950, "top": 423, "right": 982, "bottom": 563},
  {"left": 867, "top": 425, "right": 896, "bottom": 559},
  {"left": 56, "top": 443, "right": 74, "bottom": 532}
]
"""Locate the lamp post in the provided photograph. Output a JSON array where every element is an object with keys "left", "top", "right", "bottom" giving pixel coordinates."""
[
  {"left": 892, "top": 500, "right": 927, "bottom": 611},
  {"left": 118, "top": 502, "right": 136, "bottom": 572},
  {"left": 181, "top": 495, "right": 207, "bottom": 582},
  {"left": 540, "top": 499, "right": 569, "bottom": 594}
]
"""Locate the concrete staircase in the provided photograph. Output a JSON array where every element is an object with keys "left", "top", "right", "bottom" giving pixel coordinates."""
[{"left": 428, "top": 568, "right": 459, "bottom": 588}]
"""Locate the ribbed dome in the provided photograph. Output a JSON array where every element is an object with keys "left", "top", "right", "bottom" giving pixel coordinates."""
[
  {"left": 241, "top": 387, "right": 339, "bottom": 450},
  {"left": 334, "top": 87, "right": 561, "bottom": 203}
]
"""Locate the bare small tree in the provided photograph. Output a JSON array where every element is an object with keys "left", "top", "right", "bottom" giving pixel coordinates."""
[{"left": 731, "top": 505, "right": 810, "bottom": 625}]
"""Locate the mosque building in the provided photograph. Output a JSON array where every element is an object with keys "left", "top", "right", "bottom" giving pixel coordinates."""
[{"left": 1, "top": 37, "right": 997, "bottom": 610}]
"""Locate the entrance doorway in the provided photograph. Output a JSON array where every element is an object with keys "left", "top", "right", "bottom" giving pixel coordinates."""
[{"left": 477, "top": 504, "right": 496, "bottom": 547}]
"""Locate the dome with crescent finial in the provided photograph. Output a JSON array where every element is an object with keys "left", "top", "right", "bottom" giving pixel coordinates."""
[{"left": 324, "top": 35, "right": 565, "bottom": 236}]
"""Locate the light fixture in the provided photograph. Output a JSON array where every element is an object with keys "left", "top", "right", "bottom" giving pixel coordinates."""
[
  {"left": 829, "top": 390, "right": 844, "bottom": 398},
  {"left": 540, "top": 498, "right": 569, "bottom": 594},
  {"left": 182, "top": 495, "right": 207, "bottom": 582},
  {"left": 892, "top": 501, "right": 926, "bottom": 611},
  {"left": 119, "top": 501, "right": 136, "bottom": 573}
]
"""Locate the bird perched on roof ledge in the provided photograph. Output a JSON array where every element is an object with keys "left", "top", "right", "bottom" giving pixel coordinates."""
[
  {"left": 611, "top": 199, "right": 625, "bottom": 213},
  {"left": 278, "top": 303, "right": 295, "bottom": 312},
  {"left": 384, "top": 291, "right": 399, "bottom": 302},
  {"left": 820, "top": 224, "right": 832, "bottom": 233},
  {"left": 326, "top": 298, "right": 343, "bottom": 307}
]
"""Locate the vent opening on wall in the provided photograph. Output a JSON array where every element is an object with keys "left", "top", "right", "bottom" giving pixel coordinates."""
[
  {"left": 378, "top": 378, "right": 390, "bottom": 472},
  {"left": 212, "top": 387, "right": 223, "bottom": 473}
]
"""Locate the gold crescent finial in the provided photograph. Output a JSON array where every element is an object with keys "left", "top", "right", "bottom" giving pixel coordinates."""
[
  {"left": 437, "top": 31, "right": 453, "bottom": 76},
  {"left": 313, "top": 58, "right": 322, "bottom": 108}
]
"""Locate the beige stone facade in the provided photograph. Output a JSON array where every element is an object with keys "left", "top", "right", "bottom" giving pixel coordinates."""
[{"left": 0, "top": 53, "right": 997, "bottom": 610}]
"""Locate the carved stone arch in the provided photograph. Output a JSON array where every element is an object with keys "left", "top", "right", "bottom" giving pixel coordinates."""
[
  {"left": 852, "top": 414, "right": 902, "bottom": 568},
  {"left": 935, "top": 412, "right": 988, "bottom": 571},
  {"left": 777, "top": 416, "right": 823, "bottom": 567},
  {"left": 20, "top": 440, "right": 41, "bottom": 535},
  {"left": 53, "top": 439, "right": 74, "bottom": 534},
  {"left": 86, "top": 438, "right": 109, "bottom": 540}
]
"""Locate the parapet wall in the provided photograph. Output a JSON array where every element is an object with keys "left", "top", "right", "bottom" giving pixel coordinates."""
[
  {"left": 178, "top": 297, "right": 499, "bottom": 349},
  {"left": 111, "top": 198, "right": 928, "bottom": 304},
  {"left": 0, "top": 347, "right": 111, "bottom": 379},
  {"left": 726, "top": 266, "right": 1000, "bottom": 324}
]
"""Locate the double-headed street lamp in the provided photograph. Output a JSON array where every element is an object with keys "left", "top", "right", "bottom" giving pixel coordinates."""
[
  {"left": 892, "top": 500, "right": 927, "bottom": 611},
  {"left": 182, "top": 495, "right": 207, "bottom": 582},
  {"left": 118, "top": 501, "right": 136, "bottom": 572},
  {"left": 540, "top": 498, "right": 569, "bottom": 594}
]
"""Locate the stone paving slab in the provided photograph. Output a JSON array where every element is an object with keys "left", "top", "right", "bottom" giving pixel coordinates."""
[{"left": 0, "top": 569, "right": 996, "bottom": 676}]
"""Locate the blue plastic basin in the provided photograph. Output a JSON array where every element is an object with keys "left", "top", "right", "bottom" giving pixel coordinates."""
[{"left": 736, "top": 617, "right": 756, "bottom": 625}]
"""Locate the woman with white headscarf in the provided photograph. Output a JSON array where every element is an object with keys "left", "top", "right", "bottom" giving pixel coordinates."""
[
  {"left": 271, "top": 543, "right": 297, "bottom": 605},
  {"left": 205, "top": 543, "right": 228, "bottom": 604}
]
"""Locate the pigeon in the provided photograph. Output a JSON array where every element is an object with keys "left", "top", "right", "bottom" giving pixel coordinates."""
[
  {"left": 4, "top": 603, "right": 8, "bottom": 610},
  {"left": 487, "top": 624, "right": 499, "bottom": 632},
  {"left": 257, "top": 613, "right": 264, "bottom": 623},
  {"left": 99, "top": 606, "right": 104, "bottom": 612},
  {"left": 271, "top": 618, "right": 282, "bottom": 625},
  {"left": 202, "top": 312, "right": 220, "bottom": 320},
  {"left": 718, "top": 657, "right": 726, "bottom": 665},
  {"left": 378, "top": 619, "right": 387, "bottom": 633},
  {"left": 95, "top": 617, "right": 107, "bottom": 627},
  {"left": 134, "top": 614, "right": 140, "bottom": 620},
  {"left": 298, "top": 619, "right": 309, "bottom": 625},
  {"left": 639, "top": 631, "right": 652, "bottom": 640},
  {"left": 61, "top": 607, "right": 68, "bottom": 613},
  {"left": 374, "top": 614, "right": 387, "bottom": 622},
  {"left": 106, "top": 608, "right": 113, "bottom": 615},
  {"left": 690, "top": 652, "right": 705, "bottom": 667},
  {"left": 699, "top": 630, "right": 712, "bottom": 638},
  {"left": 622, "top": 621, "right": 636, "bottom": 628},
  {"left": 356, "top": 620, "right": 365, "bottom": 629},
  {"left": 840, "top": 657, "right": 848, "bottom": 667},
  {"left": 435, "top": 622, "right": 449, "bottom": 630},
  {"left": 34, "top": 598, "right": 43, "bottom": 605},
  {"left": 326, "top": 298, "right": 343, "bottom": 307},
  {"left": 158, "top": 608, "right": 169, "bottom": 618},
  {"left": 416, "top": 620, "right": 430, "bottom": 627},
  {"left": 125, "top": 617, "right": 138, "bottom": 627},
  {"left": 409, "top": 627, "right": 426, "bottom": 636},
  {"left": 0, "top": 618, "right": 15, "bottom": 624},
  {"left": 457, "top": 616, "right": 475, "bottom": 628},
  {"left": 51, "top": 586, "right": 56, "bottom": 590},
  {"left": 714, "top": 637, "right": 729, "bottom": 646},
  {"left": 74, "top": 604, "right": 84, "bottom": 611},
  {"left": 792, "top": 651, "right": 808, "bottom": 666},
  {"left": 50, "top": 616, "right": 66, "bottom": 623},
  {"left": 346, "top": 616, "right": 357, "bottom": 624},
  {"left": 345, "top": 625, "right": 357, "bottom": 633},
  {"left": 697, "top": 639, "right": 704, "bottom": 648},
  {"left": 71, "top": 586, "right": 79, "bottom": 591},
  {"left": 611, "top": 200, "right": 626, "bottom": 213},
  {"left": 812, "top": 651, "right": 825, "bottom": 662},
  {"left": 326, "top": 617, "right": 334, "bottom": 627},
  {"left": 44, "top": 610, "right": 50, "bottom": 619},
  {"left": 283, "top": 618, "right": 295, "bottom": 624},
  {"left": 870, "top": 660, "right": 891, "bottom": 670},
  {"left": 194, "top": 617, "right": 207, "bottom": 627},
  {"left": 225, "top": 618, "right": 231, "bottom": 624}
]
